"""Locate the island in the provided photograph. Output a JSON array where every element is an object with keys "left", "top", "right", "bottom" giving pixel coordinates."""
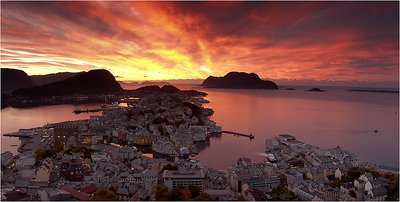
[
  {"left": 307, "top": 88, "right": 325, "bottom": 92},
  {"left": 348, "top": 89, "right": 399, "bottom": 94},
  {"left": 201, "top": 72, "right": 278, "bottom": 89}
]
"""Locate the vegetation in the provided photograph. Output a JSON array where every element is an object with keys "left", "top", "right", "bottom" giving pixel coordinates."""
[
  {"left": 385, "top": 173, "right": 399, "bottom": 201},
  {"left": 237, "top": 194, "right": 246, "bottom": 201},
  {"left": 155, "top": 185, "right": 210, "bottom": 201},
  {"left": 35, "top": 143, "right": 64, "bottom": 161},
  {"left": 92, "top": 188, "right": 117, "bottom": 201},
  {"left": 65, "top": 146, "right": 98, "bottom": 159},
  {"left": 161, "top": 164, "right": 178, "bottom": 171},
  {"left": 330, "top": 167, "right": 378, "bottom": 188},
  {"left": 271, "top": 186, "right": 295, "bottom": 200}
]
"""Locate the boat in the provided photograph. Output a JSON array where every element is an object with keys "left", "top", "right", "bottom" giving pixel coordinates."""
[
  {"left": 73, "top": 109, "right": 88, "bottom": 114},
  {"left": 266, "top": 153, "right": 277, "bottom": 163}
]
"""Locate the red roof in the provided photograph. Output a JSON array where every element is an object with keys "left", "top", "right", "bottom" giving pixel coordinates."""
[
  {"left": 60, "top": 185, "right": 91, "bottom": 201},
  {"left": 80, "top": 184, "right": 97, "bottom": 194}
]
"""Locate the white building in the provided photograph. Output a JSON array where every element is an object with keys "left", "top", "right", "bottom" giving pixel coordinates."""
[
  {"left": 163, "top": 166, "right": 205, "bottom": 191},
  {"left": 15, "top": 154, "right": 36, "bottom": 169},
  {"left": 35, "top": 158, "right": 54, "bottom": 183}
]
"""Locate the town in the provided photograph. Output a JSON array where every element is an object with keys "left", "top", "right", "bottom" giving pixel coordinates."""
[{"left": 1, "top": 92, "right": 398, "bottom": 201}]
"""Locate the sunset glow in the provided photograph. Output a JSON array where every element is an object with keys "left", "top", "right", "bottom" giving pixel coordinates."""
[{"left": 1, "top": 2, "right": 399, "bottom": 82}]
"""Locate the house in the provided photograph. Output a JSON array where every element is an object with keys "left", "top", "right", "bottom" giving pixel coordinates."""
[
  {"left": 293, "top": 187, "right": 316, "bottom": 201},
  {"left": 142, "top": 167, "right": 159, "bottom": 193},
  {"left": 1, "top": 151, "right": 14, "bottom": 167},
  {"left": 3, "top": 190, "right": 31, "bottom": 201},
  {"left": 80, "top": 184, "right": 97, "bottom": 196},
  {"left": 59, "top": 157, "right": 91, "bottom": 182},
  {"left": 119, "top": 146, "right": 141, "bottom": 161},
  {"left": 334, "top": 168, "right": 342, "bottom": 179},
  {"left": 204, "top": 189, "right": 232, "bottom": 200},
  {"left": 326, "top": 146, "right": 358, "bottom": 166},
  {"left": 35, "top": 158, "right": 54, "bottom": 183},
  {"left": 367, "top": 187, "right": 388, "bottom": 201},
  {"left": 91, "top": 152, "right": 111, "bottom": 162},
  {"left": 189, "top": 126, "right": 208, "bottom": 142},
  {"left": 171, "top": 126, "right": 194, "bottom": 147},
  {"left": 116, "top": 187, "right": 131, "bottom": 201},
  {"left": 59, "top": 185, "right": 91, "bottom": 201},
  {"left": 152, "top": 136, "right": 176, "bottom": 156}
]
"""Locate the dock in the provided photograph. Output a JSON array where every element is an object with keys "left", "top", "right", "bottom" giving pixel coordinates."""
[
  {"left": 221, "top": 131, "right": 255, "bottom": 139},
  {"left": 3, "top": 132, "right": 32, "bottom": 138}
]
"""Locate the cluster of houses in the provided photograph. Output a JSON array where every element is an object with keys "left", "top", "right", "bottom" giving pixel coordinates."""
[{"left": 1, "top": 92, "right": 396, "bottom": 201}]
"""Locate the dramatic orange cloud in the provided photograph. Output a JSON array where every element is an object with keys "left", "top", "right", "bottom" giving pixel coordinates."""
[{"left": 1, "top": 2, "right": 398, "bottom": 83}]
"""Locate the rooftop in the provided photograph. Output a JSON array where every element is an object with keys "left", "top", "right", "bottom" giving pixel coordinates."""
[{"left": 163, "top": 169, "right": 204, "bottom": 179}]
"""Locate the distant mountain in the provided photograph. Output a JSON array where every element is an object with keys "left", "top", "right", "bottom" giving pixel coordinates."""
[
  {"left": 118, "top": 81, "right": 140, "bottom": 85},
  {"left": 1, "top": 68, "right": 36, "bottom": 92},
  {"left": 201, "top": 72, "right": 278, "bottom": 89},
  {"left": 134, "top": 85, "right": 180, "bottom": 93},
  {"left": 30, "top": 72, "right": 83, "bottom": 85},
  {"left": 140, "top": 81, "right": 170, "bottom": 86},
  {"left": 132, "top": 85, "right": 207, "bottom": 96},
  {"left": 12, "top": 69, "right": 123, "bottom": 96}
]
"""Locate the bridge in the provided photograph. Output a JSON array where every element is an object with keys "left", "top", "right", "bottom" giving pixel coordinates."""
[{"left": 221, "top": 131, "right": 255, "bottom": 140}]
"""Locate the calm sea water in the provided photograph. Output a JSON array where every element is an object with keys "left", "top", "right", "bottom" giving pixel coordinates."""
[{"left": 1, "top": 86, "right": 399, "bottom": 169}]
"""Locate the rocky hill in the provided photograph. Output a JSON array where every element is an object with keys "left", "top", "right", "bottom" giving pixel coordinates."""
[
  {"left": 1, "top": 68, "right": 36, "bottom": 92},
  {"left": 201, "top": 72, "right": 278, "bottom": 89},
  {"left": 12, "top": 69, "right": 123, "bottom": 96}
]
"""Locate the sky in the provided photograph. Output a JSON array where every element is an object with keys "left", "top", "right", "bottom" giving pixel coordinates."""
[{"left": 1, "top": 2, "right": 399, "bottom": 84}]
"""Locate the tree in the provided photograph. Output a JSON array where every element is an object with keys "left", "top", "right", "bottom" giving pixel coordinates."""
[
  {"left": 271, "top": 186, "right": 295, "bottom": 200},
  {"left": 237, "top": 194, "right": 246, "bottom": 201},
  {"left": 92, "top": 189, "right": 117, "bottom": 201},
  {"left": 53, "top": 143, "right": 64, "bottom": 153},
  {"left": 168, "top": 188, "right": 183, "bottom": 200},
  {"left": 194, "top": 192, "right": 212, "bottom": 201},
  {"left": 155, "top": 185, "right": 169, "bottom": 200},
  {"left": 35, "top": 148, "right": 45, "bottom": 160},
  {"left": 179, "top": 187, "right": 192, "bottom": 201},
  {"left": 188, "top": 184, "right": 201, "bottom": 198},
  {"left": 161, "top": 164, "right": 178, "bottom": 171}
]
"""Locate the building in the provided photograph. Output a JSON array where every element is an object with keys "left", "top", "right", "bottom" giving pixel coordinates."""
[
  {"left": 15, "top": 154, "right": 36, "bottom": 169},
  {"left": 152, "top": 136, "right": 176, "bottom": 156},
  {"left": 35, "top": 158, "right": 54, "bottom": 183},
  {"left": 171, "top": 127, "right": 194, "bottom": 147},
  {"left": 278, "top": 134, "right": 305, "bottom": 147},
  {"left": 326, "top": 146, "right": 358, "bottom": 166},
  {"left": 163, "top": 166, "right": 205, "bottom": 191},
  {"left": 53, "top": 122, "right": 79, "bottom": 146},
  {"left": 305, "top": 152, "right": 335, "bottom": 166},
  {"left": 204, "top": 189, "right": 233, "bottom": 200},
  {"left": 1, "top": 152, "right": 14, "bottom": 167},
  {"left": 60, "top": 157, "right": 91, "bottom": 182},
  {"left": 119, "top": 146, "right": 141, "bottom": 161},
  {"left": 189, "top": 126, "right": 208, "bottom": 142}
]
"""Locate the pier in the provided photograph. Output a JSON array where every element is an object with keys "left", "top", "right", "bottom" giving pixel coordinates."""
[
  {"left": 221, "top": 131, "right": 255, "bottom": 139},
  {"left": 3, "top": 132, "right": 32, "bottom": 138}
]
